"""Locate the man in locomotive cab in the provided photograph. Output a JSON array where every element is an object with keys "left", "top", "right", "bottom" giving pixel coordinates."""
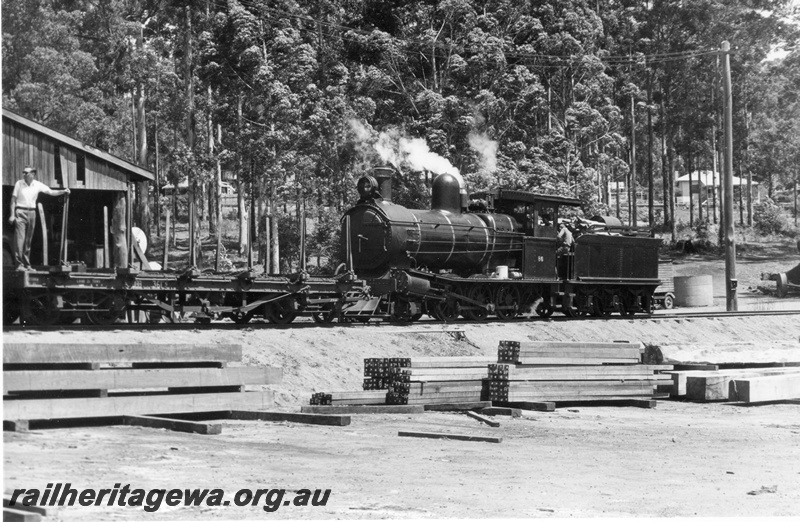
[{"left": 557, "top": 221, "right": 574, "bottom": 254}]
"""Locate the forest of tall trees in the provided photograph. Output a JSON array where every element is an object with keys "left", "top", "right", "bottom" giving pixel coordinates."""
[{"left": 3, "top": 0, "right": 799, "bottom": 272}]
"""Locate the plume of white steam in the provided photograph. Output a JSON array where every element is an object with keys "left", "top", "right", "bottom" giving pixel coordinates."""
[
  {"left": 349, "top": 119, "right": 465, "bottom": 192},
  {"left": 468, "top": 131, "right": 498, "bottom": 174}
]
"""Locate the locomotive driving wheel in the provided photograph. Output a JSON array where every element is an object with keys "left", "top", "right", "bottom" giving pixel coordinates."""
[
  {"left": 463, "top": 284, "right": 491, "bottom": 321},
  {"left": 23, "top": 291, "right": 61, "bottom": 326},
  {"left": 494, "top": 285, "right": 521, "bottom": 321},
  {"left": 265, "top": 298, "right": 297, "bottom": 324},
  {"left": 390, "top": 297, "right": 414, "bottom": 323},
  {"left": 432, "top": 297, "right": 459, "bottom": 322}
]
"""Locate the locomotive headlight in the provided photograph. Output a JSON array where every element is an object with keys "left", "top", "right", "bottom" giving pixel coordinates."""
[{"left": 357, "top": 175, "right": 379, "bottom": 199}]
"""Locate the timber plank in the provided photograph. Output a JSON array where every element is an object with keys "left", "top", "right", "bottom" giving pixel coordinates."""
[
  {"left": 729, "top": 374, "right": 800, "bottom": 403},
  {"left": 2, "top": 344, "right": 242, "bottom": 364},
  {"left": 398, "top": 431, "right": 502, "bottom": 443},
  {"left": 3, "top": 391, "right": 273, "bottom": 421},
  {"left": 2, "top": 507, "right": 41, "bottom": 522},
  {"left": 422, "top": 401, "right": 491, "bottom": 411},
  {"left": 123, "top": 415, "right": 222, "bottom": 434},
  {"left": 478, "top": 406, "right": 521, "bottom": 417},
  {"left": 3, "top": 420, "right": 29, "bottom": 432},
  {"left": 229, "top": 410, "right": 351, "bottom": 426},
  {"left": 502, "top": 401, "right": 555, "bottom": 412},
  {"left": 3, "top": 496, "right": 55, "bottom": 516},
  {"left": 3, "top": 367, "right": 280, "bottom": 393},
  {"left": 301, "top": 405, "right": 424, "bottom": 414},
  {"left": 465, "top": 411, "right": 500, "bottom": 428}
]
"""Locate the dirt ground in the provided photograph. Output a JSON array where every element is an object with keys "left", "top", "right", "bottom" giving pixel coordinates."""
[
  {"left": 3, "top": 246, "right": 800, "bottom": 520},
  {"left": 4, "top": 311, "right": 800, "bottom": 520}
]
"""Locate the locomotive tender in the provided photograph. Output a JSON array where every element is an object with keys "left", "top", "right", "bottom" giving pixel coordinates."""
[{"left": 341, "top": 166, "right": 662, "bottom": 321}]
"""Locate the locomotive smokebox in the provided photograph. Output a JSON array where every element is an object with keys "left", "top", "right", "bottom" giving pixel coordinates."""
[
  {"left": 372, "top": 166, "right": 394, "bottom": 202},
  {"left": 431, "top": 173, "right": 462, "bottom": 213}
]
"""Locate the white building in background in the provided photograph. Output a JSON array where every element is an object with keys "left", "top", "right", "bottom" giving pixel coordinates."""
[{"left": 674, "top": 170, "right": 761, "bottom": 206}]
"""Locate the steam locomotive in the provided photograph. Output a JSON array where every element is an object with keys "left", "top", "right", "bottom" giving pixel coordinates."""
[
  {"left": 339, "top": 166, "right": 662, "bottom": 321},
  {"left": 3, "top": 164, "right": 660, "bottom": 326}
]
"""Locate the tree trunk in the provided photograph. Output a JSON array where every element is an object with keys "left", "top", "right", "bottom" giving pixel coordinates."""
[{"left": 237, "top": 96, "right": 247, "bottom": 255}]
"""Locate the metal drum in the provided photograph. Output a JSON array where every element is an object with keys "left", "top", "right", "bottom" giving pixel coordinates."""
[{"left": 674, "top": 275, "right": 714, "bottom": 307}]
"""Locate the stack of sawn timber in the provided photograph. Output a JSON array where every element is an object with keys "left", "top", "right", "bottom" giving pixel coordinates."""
[
  {"left": 309, "top": 356, "right": 494, "bottom": 406},
  {"left": 666, "top": 364, "right": 800, "bottom": 402},
  {"left": 386, "top": 356, "right": 494, "bottom": 405},
  {"left": 3, "top": 343, "right": 280, "bottom": 428},
  {"left": 488, "top": 341, "right": 673, "bottom": 403}
]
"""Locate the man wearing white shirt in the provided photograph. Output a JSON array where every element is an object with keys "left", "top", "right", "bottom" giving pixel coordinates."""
[{"left": 7, "top": 166, "right": 70, "bottom": 269}]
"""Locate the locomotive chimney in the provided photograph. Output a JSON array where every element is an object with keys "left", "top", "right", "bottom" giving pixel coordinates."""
[{"left": 372, "top": 166, "right": 394, "bottom": 202}]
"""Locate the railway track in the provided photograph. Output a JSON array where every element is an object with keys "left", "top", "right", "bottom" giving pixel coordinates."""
[{"left": 4, "top": 308, "right": 798, "bottom": 332}]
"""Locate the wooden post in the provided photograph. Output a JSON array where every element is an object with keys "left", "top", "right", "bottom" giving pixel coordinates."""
[
  {"left": 721, "top": 41, "right": 737, "bottom": 312},
  {"left": 37, "top": 203, "right": 48, "bottom": 265},
  {"left": 163, "top": 208, "right": 170, "bottom": 269},
  {"left": 127, "top": 184, "right": 134, "bottom": 268},
  {"left": 103, "top": 206, "right": 109, "bottom": 268}
]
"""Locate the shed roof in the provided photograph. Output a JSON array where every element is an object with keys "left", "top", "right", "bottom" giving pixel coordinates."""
[{"left": 2, "top": 109, "right": 154, "bottom": 182}]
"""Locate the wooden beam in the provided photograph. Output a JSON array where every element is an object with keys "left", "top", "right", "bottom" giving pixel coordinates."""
[
  {"left": 478, "top": 406, "right": 521, "bottom": 417},
  {"left": 2, "top": 507, "right": 41, "bottom": 522},
  {"left": 3, "top": 344, "right": 243, "bottom": 364},
  {"left": 465, "top": 411, "right": 500, "bottom": 427},
  {"left": 686, "top": 368, "right": 800, "bottom": 401},
  {"left": 228, "top": 410, "right": 351, "bottom": 426},
  {"left": 729, "top": 374, "right": 800, "bottom": 403},
  {"left": 3, "top": 496, "right": 55, "bottom": 516},
  {"left": 398, "top": 431, "right": 502, "bottom": 444},
  {"left": 423, "top": 401, "right": 491, "bottom": 411},
  {"left": 3, "top": 367, "right": 281, "bottom": 393},
  {"left": 3, "top": 420, "right": 29, "bottom": 432},
  {"left": 123, "top": 415, "right": 222, "bottom": 434},
  {"left": 300, "top": 405, "right": 424, "bottom": 415},
  {"left": 3, "top": 391, "right": 273, "bottom": 420},
  {"left": 503, "top": 401, "right": 555, "bottom": 412}
]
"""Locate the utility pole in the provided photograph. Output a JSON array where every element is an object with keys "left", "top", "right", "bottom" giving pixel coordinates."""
[
  {"left": 630, "top": 95, "right": 637, "bottom": 227},
  {"left": 722, "top": 41, "right": 737, "bottom": 311}
]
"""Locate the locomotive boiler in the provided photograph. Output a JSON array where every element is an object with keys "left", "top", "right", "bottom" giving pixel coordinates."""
[{"left": 341, "top": 166, "right": 662, "bottom": 321}]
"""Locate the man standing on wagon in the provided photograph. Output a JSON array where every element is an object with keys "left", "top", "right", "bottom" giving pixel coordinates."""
[{"left": 7, "top": 166, "right": 70, "bottom": 270}]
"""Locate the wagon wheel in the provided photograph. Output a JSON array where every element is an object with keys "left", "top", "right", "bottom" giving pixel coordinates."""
[
  {"left": 561, "top": 294, "right": 581, "bottom": 318},
  {"left": 776, "top": 273, "right": 789, "bottom": 298},
  {"left": 494, "top": 285, "right": 521, "bottom": 321},
  {"left": 24, "top": 291, "right": 61, "bottom": 326},
  {"left": 85, "top": 293, "right": 126, "bottom": 325},
  {"left": 534, "top": 299, "right": 554, "bottom": 318},
  {"left": 591, "top": 296, "right": 611, "bottom": 317},
  {"left": 4, "top": 292, "right": 21, "bottom": 325},
  {"left": 433, "top": 297, "right": 460, "bottom": 322},
  {"left": 231, "top": 310, "right": 255, "bottom": 324},
  {"left": 265, "top": 299, "right": 297, "bottom": 324},
  {"left": 390, "top": 297, "right": 414, "bottom": 323},
  {"left": 463, "top": 284, "right": 491, "bottom": 321},
  {"left": 312, "top": 304, "right": 337, "bottom": 324},
  {"left": 617, "top": 294, "right": 638, "bottom": 316}
]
